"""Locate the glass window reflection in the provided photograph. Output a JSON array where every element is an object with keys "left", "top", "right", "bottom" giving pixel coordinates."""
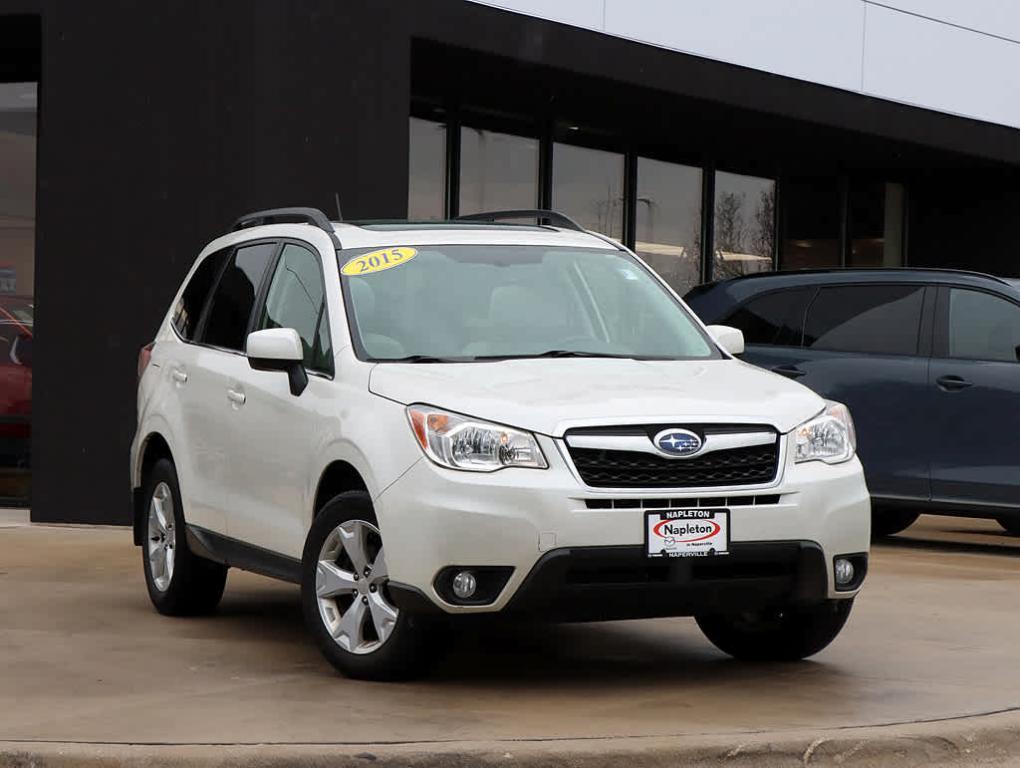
[
  {"left": 459, "top": 127, "right": 539, "bottom": 215},
  {"left": 635, "top": 157, "right": 702, "bottom": 294},
  {"left": 408, "top": 117, "right": 446, "bottom": 220},
  {"left": 713, "top": 171, "right": 775, "bottom": 280},
  {"left": 552, "top": 143, "right": 625, "bottom": 239}
]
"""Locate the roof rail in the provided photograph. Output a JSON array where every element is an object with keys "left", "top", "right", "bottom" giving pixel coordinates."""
[
  {"left": 231, "top": 207, "right": 340, "bottom": 246},
  {"left": 455, "top": 209, "right": 585, "bottom": 232},
  {"left": 728, "top": 266, "right": 1008, "bottom": 286}
]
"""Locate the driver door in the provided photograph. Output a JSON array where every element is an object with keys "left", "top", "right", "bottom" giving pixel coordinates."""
[
  {"left": 225, "top": 241, "right": 336, "bottom": 559},
  {"left": 929, "top": 286, "right": 1020, "bottom": 507}
]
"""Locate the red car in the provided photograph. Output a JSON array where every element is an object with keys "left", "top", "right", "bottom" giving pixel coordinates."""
[{"left": 0, "top": 295, "right": 33, "bottom": 483}]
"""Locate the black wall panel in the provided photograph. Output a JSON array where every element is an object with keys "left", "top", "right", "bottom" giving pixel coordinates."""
[{"left": 1, "top": 0, "right": 1018, "bottom": 523}]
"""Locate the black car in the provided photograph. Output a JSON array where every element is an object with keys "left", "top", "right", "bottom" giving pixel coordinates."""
[{"left": 685, "top": 269, "right": 1020, "bottom": 537}]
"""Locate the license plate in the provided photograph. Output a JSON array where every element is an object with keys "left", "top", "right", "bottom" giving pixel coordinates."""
[{"left": 645, "top": 509, "right": 730, "bottom": 558}]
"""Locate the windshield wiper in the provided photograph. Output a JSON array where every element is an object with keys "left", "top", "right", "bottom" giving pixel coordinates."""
[
  {"left": 381, "top": 354, "right": 465, "bottom": 364},
  {"left": 472, "top": 350, "right": 638, "bottom": 361}
]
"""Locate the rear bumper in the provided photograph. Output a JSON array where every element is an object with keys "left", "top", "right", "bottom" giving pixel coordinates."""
[{"left": 391, "top": 541, "right": 857, "bottom": 621}]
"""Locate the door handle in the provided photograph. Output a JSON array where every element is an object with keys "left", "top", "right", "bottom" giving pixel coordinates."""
[
  {"left": 936, "top": 375, "right": 973, "bottom": 392},
  {"left": 772, "top": 365, "right": 806, "bottom": 379},
  {"left": 226, "top": 388, "right": 246, "bottom": 406},
  {"left": 171, "top": 369, "right": 188, "bottom": 384}
]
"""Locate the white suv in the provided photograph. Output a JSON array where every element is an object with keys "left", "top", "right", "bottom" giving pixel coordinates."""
[{"left": 131, "top": 207, "right": 870, "bottom": 680}]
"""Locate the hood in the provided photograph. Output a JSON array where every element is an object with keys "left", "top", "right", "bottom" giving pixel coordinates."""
[{"left": 369, "top": 358, "right": 824, "bottom": 436}]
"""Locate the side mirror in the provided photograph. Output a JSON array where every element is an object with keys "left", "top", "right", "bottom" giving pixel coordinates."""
[
  {"left": 706, "top": 324, "right": 745, "bottom": 356},
  {"left": 246, "top": 328, "right": 308, "bottom": 396}
]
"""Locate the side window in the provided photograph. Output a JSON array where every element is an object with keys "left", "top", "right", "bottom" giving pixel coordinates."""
[
  {"left": 948, "top": 289, "right": 1020, "bottom": 362},
  {"left": 258, "top": 243, "right": 333, "bottom": 373},
  {"left": 200, "top": 242, "right": 277, "bottom": 351},
  {"left": 172, "top": 249, "right": 228, "bottom": 341},
  {"left": 724, "top": 288, "right": 814, "bottom": 347},
  {"left": 803, "top": 284, "right": 924, "bottom": 356}
]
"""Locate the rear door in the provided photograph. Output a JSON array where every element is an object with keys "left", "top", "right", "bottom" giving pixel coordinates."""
[
  {"left": 189, "top": 240, "right": 279, "bottom": 534},
  {"left": 726, "top": 283, "right": 934, "bottom": 501},
  {"left": 929, "top": 286, "right": 1020, "bottom": 508}
]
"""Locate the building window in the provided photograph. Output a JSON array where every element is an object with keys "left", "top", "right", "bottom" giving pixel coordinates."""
[
  {"left": 713, "top": 171, "right": 775, "bottom": 280},
  {"left": 0, "top": 81, "right": 36, "bottom": 504},
  {"left": 635, "top": 157, "right": 702, "bottom": 295},
  {"left": 408, "top": 117, "right": 446, "bottom": 220},
  {"left": 849, "top": 181, "right": 905, "bottom": 267},
  {"left": 459, "top": 127, "right": 539, "bottom": 216},
  {"left": 781, "top": 177, "right": 841, "bottom": 270},
  {"left": 552, "top": 143, "right": 625, "bottom": 240}
]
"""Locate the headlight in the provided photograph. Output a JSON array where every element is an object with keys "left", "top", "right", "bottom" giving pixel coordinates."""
[
  {"left": 407, "top": 405, "right": 548, "bottom": 472},
  {"left": 793, "top": 400, "right": 857, "bottom": 465}
]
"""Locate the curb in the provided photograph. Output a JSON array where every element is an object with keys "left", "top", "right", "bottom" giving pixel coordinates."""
[{"left": 3, "top": 710, "right": 1020, "bottom": 768}]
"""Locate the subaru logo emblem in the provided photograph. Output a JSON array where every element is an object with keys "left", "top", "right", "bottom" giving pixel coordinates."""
[{"left": 653, "top": 428, "right": 703, "bottom": 458}]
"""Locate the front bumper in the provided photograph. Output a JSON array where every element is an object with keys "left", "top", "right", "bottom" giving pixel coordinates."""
[{"left": 375, "top": 435, "right": 871, "bottom": 616}]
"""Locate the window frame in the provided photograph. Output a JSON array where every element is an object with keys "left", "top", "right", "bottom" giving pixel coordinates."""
[
  {"left": 252, "top": 238, "right": 336, "bottom": 379},
  {"left": 183, "top": 238, "right": 282, "bottom": 356},
  {"left": 933, "top": 284, "right": 1020, "bottom": 364}
]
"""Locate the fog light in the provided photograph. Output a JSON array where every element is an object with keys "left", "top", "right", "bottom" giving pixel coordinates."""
[
  {"left": 834, "top": 558, "right": 855, "bottom": 587},
  {"left": 452, "top": 570, "right": 477, "bottom": 600}
]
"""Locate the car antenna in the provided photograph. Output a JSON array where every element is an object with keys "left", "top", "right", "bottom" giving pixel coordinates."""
[{"left": 334, "top": 192, "right": 344, "bottom": 222}]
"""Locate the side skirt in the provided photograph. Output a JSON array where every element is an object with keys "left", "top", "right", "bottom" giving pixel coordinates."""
[{"left": 186, "top": 525, "right": 302, "bottom": 584}]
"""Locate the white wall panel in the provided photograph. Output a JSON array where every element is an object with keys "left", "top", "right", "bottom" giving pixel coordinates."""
[
  {"left": 464, "top": 0, "right": 1020, "bottom": 130},
  {"left": 603, "top": 0, "right": 865, "bottom": 92},
  {"left": 871, "top": 0, "right": 1020, "bottom": 44},
  {"left": 863, "top": 4, "right": 1020, "bottom": 128},
  {"left": 468, "top": 0, "right": 604, "bottom": 31}
]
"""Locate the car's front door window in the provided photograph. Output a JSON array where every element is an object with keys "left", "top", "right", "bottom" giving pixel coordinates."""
[
  {"left": 947, "top": 289, "right": 1020, "bottom": 363},
  {"left": 257, "top": 243, "right": 333, "bottom": 375}
]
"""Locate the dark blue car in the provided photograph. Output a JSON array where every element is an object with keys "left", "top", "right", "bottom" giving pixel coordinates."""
[{"left": 685, "top": 269, "right": 1020, "bottom": 537}]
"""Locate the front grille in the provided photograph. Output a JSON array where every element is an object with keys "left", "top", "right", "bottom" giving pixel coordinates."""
[
  {"left": 582, "top": 494, "right": 782, "bottom": 510},
  {"left": 566, "top": 426, "right": 780, "bottom": 489}
]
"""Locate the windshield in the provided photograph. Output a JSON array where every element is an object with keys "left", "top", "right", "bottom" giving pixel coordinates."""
[{"left": 338, "top": 245, "right": 718, "bottom": 362}]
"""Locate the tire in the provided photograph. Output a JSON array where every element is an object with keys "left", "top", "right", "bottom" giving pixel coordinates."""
[
  {"left": 871, "top": 508, "right": 919, "bottom": 538},
  {"left": 141, "top": 458, "right": 228, "bottom": 615},
  {"left": 301, "top": 491, "right": 441, "bottom": 681},
  {"left": 696, "top": 599, "right": 854, "bottom": 661},
  {"left": 997, "top": 516, "right": 1020, "bottom": 536}
]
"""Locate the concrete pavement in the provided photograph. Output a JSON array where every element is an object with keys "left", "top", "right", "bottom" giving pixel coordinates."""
[{"left": 2, "top": 515, "right": 1019, "bottom": 766}]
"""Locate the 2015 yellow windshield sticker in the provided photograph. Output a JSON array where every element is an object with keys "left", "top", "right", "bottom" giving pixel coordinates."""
[{"left": 341, "top": 247, "right": 417, "bottom": 276}]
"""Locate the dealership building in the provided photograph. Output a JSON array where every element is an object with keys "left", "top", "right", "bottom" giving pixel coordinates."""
[{"left": 2, "top": 1, "right": 1020, "bottom": 523}]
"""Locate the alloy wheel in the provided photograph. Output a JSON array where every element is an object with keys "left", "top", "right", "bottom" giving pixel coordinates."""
[
  {"left": 315, "top": 520, "right": 398, "bottom": 655},
  {"left": 147, "top": 481, "right": 176, "bottom": 591}
]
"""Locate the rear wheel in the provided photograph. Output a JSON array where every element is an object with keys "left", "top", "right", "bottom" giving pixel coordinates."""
[
  {"left": 696, "top": 599, "right": 854, "bottom": 661},
  {"left": 141, "top": 458, "right": 227, "bottom": 615},
  {"left": 871, "top": 508, "right": 919, "bottom": 538},
  {"left": 997, "top": 516, "right": 1020, "bottom": 536},
  {"left": 301, "top": 491, "right": 440, "bottom": 680}
]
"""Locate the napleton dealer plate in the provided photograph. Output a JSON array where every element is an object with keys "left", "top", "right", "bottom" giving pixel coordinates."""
[{"left": 645, "top": 509, "right": 730, "bottom": 558}]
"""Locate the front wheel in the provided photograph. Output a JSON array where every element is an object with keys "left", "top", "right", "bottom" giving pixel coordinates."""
[
  {"left": 696, "top": 599, "right": 854, "bottom": 661},
  {"left": 301, "top": 491, "right": 440, "bottom": 680}
]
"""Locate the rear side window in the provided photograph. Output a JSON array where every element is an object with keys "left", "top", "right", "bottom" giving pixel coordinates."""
[
  {"left": 724, "top": 288, "right": 814, "bottom": 347},
  {"left": 804, "top": 285, "right": 924, "bottom": 356},
  {"left": 200, "top": 242, "right": 277, "bottom": 351},
  {"left": 172, "top": 250, "right": 227, "bottom": 341}
]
